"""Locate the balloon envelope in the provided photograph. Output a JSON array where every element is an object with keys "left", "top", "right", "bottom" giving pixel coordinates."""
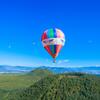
[{"left": 41, "top": 28, "right": 65, "bottom": 58}]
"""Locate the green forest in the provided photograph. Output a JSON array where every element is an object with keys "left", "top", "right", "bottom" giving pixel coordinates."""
[{"left": 0, "top": 69, "right": 100, "bottom": 100}]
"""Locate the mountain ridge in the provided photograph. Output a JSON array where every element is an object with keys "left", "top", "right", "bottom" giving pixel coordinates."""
[{"left": 0, "top": 65, "right": 99, "bottom": 75}]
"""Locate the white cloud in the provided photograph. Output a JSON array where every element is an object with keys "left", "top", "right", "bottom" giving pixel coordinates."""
[
  {"left": 95, "top": 65, "right": 100, "bottom": 67},
  {"left": 8, "top": 41, "right": 15, "bottom": 49},
  {"left": 58, "top": 60, "right": 62, "bottom": 64},
  {"left": 63, "top": 59, "right": 69, "bottom": 62},
  {"left": 8, "top": 45, "right": 11, "bottom": 49},
  {"left": 88, "top": 40, "right": 93, "bottom": 44},
  {"left": 57, "top": 59, "right": 70, "bottom": 64},
  {"left": 32, "top": 42, "right": 36, "bottom": 45}
]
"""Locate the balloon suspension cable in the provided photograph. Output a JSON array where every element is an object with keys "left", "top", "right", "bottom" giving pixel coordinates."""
[{"left": 53, "top": 58, "right": 56, "bottom": 63}]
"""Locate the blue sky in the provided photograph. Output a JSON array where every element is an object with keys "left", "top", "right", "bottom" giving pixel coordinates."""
[{"left": 0, "top": 0, "right": 100, "bottom": 67}]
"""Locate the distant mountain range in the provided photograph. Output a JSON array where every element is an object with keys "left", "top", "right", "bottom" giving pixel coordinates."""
[
  {"left": 0, "top": 65, "right": 100, "bottom": 75},
  {"left": 39, "top": 66, "right": 100, "bottom": 75},
  {"left": 0, "top": 65, "right": 35, "bottom": 73}
]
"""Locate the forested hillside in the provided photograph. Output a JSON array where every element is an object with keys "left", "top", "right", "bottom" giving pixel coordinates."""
[
  {"left": 0, "top": 69, "right": 53, "bottom": 100},
  {"left": 7, "top": 73, "right": 100, "bottom": 100}
]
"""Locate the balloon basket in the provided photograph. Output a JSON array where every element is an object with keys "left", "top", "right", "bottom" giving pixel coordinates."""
[{"left": 53, "top": 58, "right": 56, "bottom": 63}]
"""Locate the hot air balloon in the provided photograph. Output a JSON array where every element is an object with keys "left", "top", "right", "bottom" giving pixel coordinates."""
[{"left": 41, "top": 28, "right": 65, "bottom": 63}]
